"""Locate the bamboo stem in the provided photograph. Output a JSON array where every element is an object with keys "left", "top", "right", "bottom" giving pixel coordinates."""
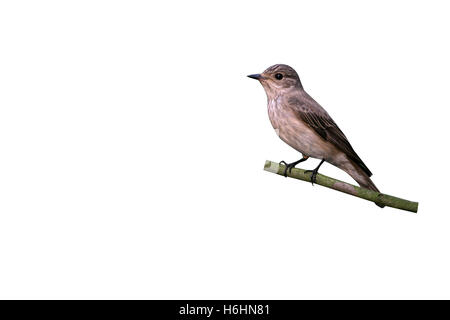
[{"left": 264, "top": 160, "right": 418, "bottom": 213}]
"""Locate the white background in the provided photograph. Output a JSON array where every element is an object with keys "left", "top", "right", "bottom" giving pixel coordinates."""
[{"left": 0, "top": 0, "right": 449, "bottom": 299}]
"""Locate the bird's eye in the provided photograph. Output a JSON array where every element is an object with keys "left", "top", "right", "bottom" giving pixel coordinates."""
[{"left": 275, "top": 73, "right": 283, "bottom": 80}]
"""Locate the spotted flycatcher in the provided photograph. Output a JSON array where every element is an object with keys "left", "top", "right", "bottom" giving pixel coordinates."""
[{"left": 249, "top": 64, "right": 383, "bottom": 205}]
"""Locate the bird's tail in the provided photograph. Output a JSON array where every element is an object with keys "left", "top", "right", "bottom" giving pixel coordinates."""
[{"left": 346, "top": 162, "right": 385, "bottom": 208}]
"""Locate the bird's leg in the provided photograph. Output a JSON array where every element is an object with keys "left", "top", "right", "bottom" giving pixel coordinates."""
[
  {"left": 279, "top": 156, "right": 309, "bottom": 177},
  {"left": 304, "top": 159, "right": 325, "bottom": 185}
]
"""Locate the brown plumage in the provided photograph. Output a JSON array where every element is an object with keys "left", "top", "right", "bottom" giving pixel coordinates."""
[{"left": 249, "top": 64, "right": 383, "bottom": 204}]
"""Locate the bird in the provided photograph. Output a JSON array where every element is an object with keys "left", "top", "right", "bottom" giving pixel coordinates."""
[{"left": 248, "top": 64, "right": 383, "bottom": 206}]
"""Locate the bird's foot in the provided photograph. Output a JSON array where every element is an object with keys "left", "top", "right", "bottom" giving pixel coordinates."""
[
  {"left": 304, "top": 159, "right": 325, "bottom": 185},
  {"left": 279, "top": 160, "right": 297, "bottom": 177},
  {"left": 304, "top": 168, "right": 319, "bottom": 185}
]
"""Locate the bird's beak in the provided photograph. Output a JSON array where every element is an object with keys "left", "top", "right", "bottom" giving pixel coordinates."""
[{"left": 247, "top": 74, "right": 262, "bottom": 80}]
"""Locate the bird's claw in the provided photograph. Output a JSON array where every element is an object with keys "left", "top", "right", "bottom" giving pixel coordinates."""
[
  {"left": 279, "top": 160, "right": 296, "bottom": 177},
  {"left": 304, "top": 169, "right": 319, "bottom": 185}
]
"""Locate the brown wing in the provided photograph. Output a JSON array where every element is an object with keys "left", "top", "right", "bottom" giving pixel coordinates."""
[{"left": 288, "top": 94, "right": 373, "bottom": 177}]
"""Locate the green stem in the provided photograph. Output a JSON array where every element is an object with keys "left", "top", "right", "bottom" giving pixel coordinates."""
[{"left": 264, "top": 160, "right": 418, "bottom": 213}]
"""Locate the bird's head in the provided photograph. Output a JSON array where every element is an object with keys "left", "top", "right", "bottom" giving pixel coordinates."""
[{"left": 248, "top": 64, "right": 303, "bottom": 97}]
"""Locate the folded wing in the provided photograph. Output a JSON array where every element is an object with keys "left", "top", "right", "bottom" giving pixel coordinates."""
[{"left": 288, "top": 93, "right": 373, "bottom": 177}]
